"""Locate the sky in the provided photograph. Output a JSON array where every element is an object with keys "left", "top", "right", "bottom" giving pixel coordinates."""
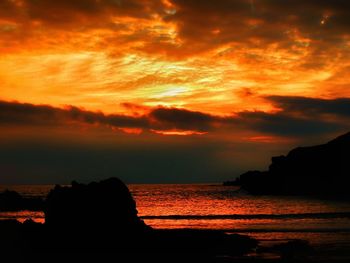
[{"left": 1, "top": 0, "right": 350, "bottom": 184}]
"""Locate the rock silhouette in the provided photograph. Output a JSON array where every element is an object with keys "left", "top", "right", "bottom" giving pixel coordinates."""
[
  {"left": 228, "top": 131, "right": 350, "bottom": 196},
  {"left": 41, "top": 177, "right": 151, "bottom": 251},
  {"left": 45, "top": 177, "right": 148, "bottom": 233},
  {"left": 257, "top": 240, "right": 314, "bottom": 260},
  {"left": 0, "top": 190, "right": 43, "bottom": 211}
]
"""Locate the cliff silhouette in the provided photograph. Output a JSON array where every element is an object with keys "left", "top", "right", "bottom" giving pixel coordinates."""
[{"left": 227, "top": 131, "right": 350, "bottom": 197}]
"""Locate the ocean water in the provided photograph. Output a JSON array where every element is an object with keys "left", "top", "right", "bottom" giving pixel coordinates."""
[{"left": 1, "top": 184, "right": 350, "bottom": 249}]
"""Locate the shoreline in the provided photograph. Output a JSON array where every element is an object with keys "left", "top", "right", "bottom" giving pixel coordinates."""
[{"left": 1, "top": 218, "right": 350, "bottom": 262}]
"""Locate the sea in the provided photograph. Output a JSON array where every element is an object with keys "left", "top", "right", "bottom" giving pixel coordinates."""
[{"left": 1, "top": 184, "right": 350, "bottom": 259}]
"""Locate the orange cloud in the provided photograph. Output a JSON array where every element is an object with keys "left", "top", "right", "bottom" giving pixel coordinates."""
[{"left": 0, "top": 0, "right": 350, "bottom": 132}]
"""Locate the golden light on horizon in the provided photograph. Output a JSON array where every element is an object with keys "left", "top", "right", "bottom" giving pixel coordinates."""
[{"left": 1, "top": 43, "right": 346, "bottom": 117}]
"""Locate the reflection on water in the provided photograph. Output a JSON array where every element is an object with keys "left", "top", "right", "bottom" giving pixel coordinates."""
[
  {"left": 129, "top": 184, "right": 350, "bottom": 245},
  {"left": 1, "top": 184, "right": 350, "bottom": 245},
  {"left": 0, "top": 211, "right": 45, "bottom": 223},
  {"left": 0, "top": 185, "right": 53, "bottom": 198},
  {"left": 130, "top": 184, "right": 350, "bottom": 217}
]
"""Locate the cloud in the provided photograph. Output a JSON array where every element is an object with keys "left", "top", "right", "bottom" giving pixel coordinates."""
[
  {"left": 2, "top": 96, "right": 350, "bottom": 138},
  {"left": 3, "top": 0, "right": 164, "bottom": 25},
  {"left": 266, "top": 96, "right": 350, "bottom": 117},
  {"left": 150, "top": 107, "right": 219, "bottom": 131},
  {"left": 2, "top": 0, "right": 350, "bottom": 58},
  {"left": 0, "top": 100, "right": 225, "bottom": 133},
  {"left": 1, "top": 0, "right": 350, "bottom": 114},
  {"left": 236, "top": 95, "right": 350, "bottom": 136},
  {"left": 237, "top": 111, "right": 343, "bottom": 137},
  {"left": 172, "top": 0, "right": 338, "bottom": 46},
  {"left": 0, "top": 0, "right": 171, "bottom": 54},
  {"left": 0, "top": 100, "right": 149, "bottom": 128}
]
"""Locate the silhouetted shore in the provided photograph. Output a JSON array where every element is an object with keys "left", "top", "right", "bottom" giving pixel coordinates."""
[
  {"left": 225, "top": 131, "right": 350, "bottom": 198},
  {"left": 3, "top": 217, "right": 350, "bottom": 262}
]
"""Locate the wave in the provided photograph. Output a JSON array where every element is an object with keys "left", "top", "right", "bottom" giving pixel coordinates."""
[{"left": 140, "top": 212, "right": 350, "bottom": 220}]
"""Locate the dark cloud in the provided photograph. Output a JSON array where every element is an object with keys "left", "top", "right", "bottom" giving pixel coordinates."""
[
  {"left": 0, "top": 1, "right": 22, "bottom": 20},
  {"left": 1, "top": 0, "right": 349, "bottom": 58},
  {"left": 0, "top": 100, "right": 148, "bottom": 128},
  {"left": 267, "top": 96, "right": 350, "bottom": 117},
  {"left": 0, "top": 100, "right": 226, "bottom": 132},
  {"left": 4, "top": 0, "right": 165, "bottom": 25},
  {"left": 150, "top": 107, "right": 219, "bottom": 131},
  {"left": 236, "top": 95, "right": 350, "bottom": 137},
  {"left": 238, "top": 95, "right": 350, "bottom": 137},
  {"left": 0, "top": 0, "right": 168, "bottom": 53},
  {"left": 158, "top": 0, "right": 350, "bottom": 58},
  {"left": 2, "top": 97, "right": 350, "bottom": 138},
  {"left": 237, "top": 111, "right": 344, "bottom": 137}
]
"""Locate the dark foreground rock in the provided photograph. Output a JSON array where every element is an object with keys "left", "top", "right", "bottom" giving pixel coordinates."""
[
  {"left": 0, "top": 190, "right": 44, "bottom": 211},
  {"left": 45, "top": 177, "right": 148, "bottom": 233},
  {"left": 226, "top": 131, "right": 350, "bottom": 197},
  {"left": 257, "top": 240, "right": 314, "bottom": 261},
  {"left": 0, "top": 178, "right": 257, "bottom": 261}
]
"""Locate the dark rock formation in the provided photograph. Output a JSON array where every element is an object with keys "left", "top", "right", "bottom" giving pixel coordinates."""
[
  {"left": 231, "top": 132, "right": 350, "bottom": 196},
  {"left": 223, "top": 178, "right": 241, "bottom": 186},
  {"left": 0, "top": 190, "right": 44, "bottom": 211},
  {"left": 257, "top": 240, "right": 314, "bottom": 260},
  {"left": 45, "top": 177, "right": 148, "bottom": 233},
  {"left": 147, "top": 229, "right": 257, "bottom": 256},
  {"left": 42, "top": 177, "right": 150, "bottom": 250}
]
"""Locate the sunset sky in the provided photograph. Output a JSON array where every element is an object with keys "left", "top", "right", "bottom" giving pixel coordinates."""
[{"left": 1, "top": 0, "right": 350, "bottom": 184}]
